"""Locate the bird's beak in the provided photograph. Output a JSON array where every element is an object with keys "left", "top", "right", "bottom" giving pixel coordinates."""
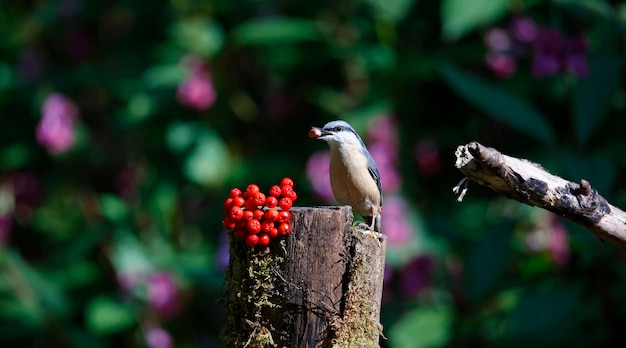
[{"left": 308, "top": 127, "right": 332, "bottom": 139}]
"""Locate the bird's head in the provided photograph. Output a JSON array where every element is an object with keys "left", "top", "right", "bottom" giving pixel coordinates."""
[{"left": 309, "top": 120, "right": 364, "bottom": 148}]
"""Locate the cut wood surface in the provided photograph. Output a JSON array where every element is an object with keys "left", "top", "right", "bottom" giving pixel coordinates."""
[{"left": 454, "top": 141, "right": 626, "bottom": 248}]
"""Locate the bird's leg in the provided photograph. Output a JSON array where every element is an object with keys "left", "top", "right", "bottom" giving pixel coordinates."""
[{"left": 353, "top": 214, "right": 384, "bottom": 239}]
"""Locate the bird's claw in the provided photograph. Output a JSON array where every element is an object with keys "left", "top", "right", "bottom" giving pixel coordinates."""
[{"left": 353, "top": 222, "right": 385, "bottom": 246}]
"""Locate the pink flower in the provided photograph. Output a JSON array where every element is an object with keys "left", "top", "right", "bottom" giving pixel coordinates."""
[
  {"left": 564, "top": 34, "right": 589, "bottom": 78},
  {"left": 306, "top": 150, "right": 335, "bottom": 202},
  {"left": 532, "top": 28, "right": 566, "bottom": 78},
  {"left": 367, "top": 115, "right": 402, "bottom": 192},
  {"left": 547, "top": 217, "right": 569, "bottom": 266},
  {"left": 483, "top": 28, "right": 512, "bottom": 52},
  {"left": 368, "top": 116, "right": 399, "bottom": 148},
  {"left": 36, "top": 93, "right": 78, "bottom": 154},
  {"left": 485, "top": 51, "right": 517, "bottom": 78},
  {"left": 177, "top": 55, "right": 217, "bottom": 110},
  {"left": 147, "top": 272, "right": 180, "bottom": 318},
  {"left": 509, "top": 16, "right": 538, "bottom": 43},
  {"left": 177, "top": 72, "right": 217, "bottom": 110},
  {"left": 369, "top": 143, "right": 402, "bottom": 192},
  {"left": 145, "top": 328, "right": 173, "bottom": 348},
  {"left": 381, "top": 195, "right": 414, "bottom": 245},
  {"left": 525, "top": 214, "right": 570, "bottom": 266}
]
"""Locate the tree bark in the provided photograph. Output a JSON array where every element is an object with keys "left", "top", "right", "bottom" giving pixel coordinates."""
[
  {"left": 223, "top": 206, "right": 386, "bottom": 347},
  {"left": 454, "top": 141, "right": 626, "bottom": 248}
]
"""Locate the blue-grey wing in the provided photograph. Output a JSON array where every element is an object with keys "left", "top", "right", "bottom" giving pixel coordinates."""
[{"left": 365, "top": 152, "right": 383, "bottom": 206}]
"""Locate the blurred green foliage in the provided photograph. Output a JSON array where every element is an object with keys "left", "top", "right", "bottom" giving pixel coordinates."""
[{"left": 0, "top": 0, "right": 625, "bottom": 347}]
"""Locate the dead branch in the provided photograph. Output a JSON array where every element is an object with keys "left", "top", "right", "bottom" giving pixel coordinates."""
[{"left": 454, "top": 141, "right": 626, "bottom": 248}]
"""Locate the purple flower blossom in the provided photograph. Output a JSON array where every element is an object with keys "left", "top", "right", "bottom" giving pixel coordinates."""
[
  {"left": 36, "top": 93, "right": 78, "bottom": 154},
  {"left": 381, "top": 195, "right": 414, "bottom": 246},
  {"left": 483, "top": 27, "right": 518, "bottom": 78},
  {"left": 147, "top": 272, "right": 180, "bottom": 318},
  {"left": 485, "top": 51, "right": 517, "bottom": 78},
  {"left": 145, "top": 327, "right": 173, "bottom": 348},
  {"left": 177, "top": 73, "right": 217, "bottom": 110},
  {"left": 525, "top": 214, "right": 570, "bottom": 266},
  {"left": 367, "top": 115, "right": 402, "bottom": 192},
  {"left": 306, "top": 150, "right": 334, "bottom": 202},
  {"left": 532, "top": 28, "right": 565, "bottom": 78},
  {"left": 484, "top": 17, "right": 589, "bottom": 80},
  {"left": 177, "top": 55, "right": 217, "bottom": 111},
  {"left": 369, "top": 143, "right": 402, "bottom": 192},
  {"left": 547, "top": 218, "right": 569, "bottom": 266},
  {"left": 367, "top": 116, "right": 399, "bottom": 147},
  {"left": 509, "top": 16, "right": 538, "bottom": 43},
  {"left": 399, "top": 255, "right": 434, "bottom": 297},
  {"left": 564, "top": 35, "right": 589, "bottom": 78},
  {"left": 483, "top": 28, "right": 512, "bottom": 52}
]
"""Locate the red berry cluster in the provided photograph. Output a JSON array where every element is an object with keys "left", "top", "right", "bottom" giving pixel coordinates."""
[{"left": 222, "top": 178, "right": 297, "bottom": 249}]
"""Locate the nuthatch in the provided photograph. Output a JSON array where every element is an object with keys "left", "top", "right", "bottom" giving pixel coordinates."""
[{"left": 309, "top": 120, "right": 383, "bottom": 232}]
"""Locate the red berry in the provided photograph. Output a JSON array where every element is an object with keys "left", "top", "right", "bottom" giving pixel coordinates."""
[
  {"left": 265, "top": 196, "right": 278, "bottom": 208},
  {"left": 265, "top": 209, "right": 279, "bottom": 222},
  {"left": 269, "top": 227, "right": 279, "bottom": 238},
  {"left": 229, "top": 206, "right": 244, "bottom": 220},
  {"left": 244, "top": 198, "right": 257, "bottom": 211},
  {"left": 230, "top": 188, "right": 242, "bottom": 198},
  {"left": 234, "top": 228, "right": 247, "bottom": 240},
  {"left": 281, "top": 185, "right": 297, "bottom": 201},
  {"left": 261, "top": 220, "right": 274, "bottom": 233},
  {"left": 237, "top": 219, "right": 247, "bottom": 228},
  {"left": 253, "top": 209, "right": 264, "bottom": 221},
  {"left": 278, "top": 222, "right": 290, "bottom": 235},
  {"left": 258, "top": 233, "right": 270, "bottom": 247},
  {"left": 245, "top": 234, "right": 259, "bottom": 248},
  {"left": 246, "top": 219, "right": 261, "bottom": 234},
  {"left": 252, "top": 192, "right": 266, "bottom": 207},
  {"left": 242, "top": 210, "right": 254, "bottom": 221},
  {"left": 233, "top": 196, "right": 245, "bottom": 207},
  {"left": 279, "top": 197, "right": 293, "bottom": 211},
  {"left": 223, "top": 217, "right": 236, "bottom": 230},
  {"left": 277, "top": 211, "right": 290, "bottom": 224},
  {"left": 246, "top": 184, "right": 260, "bottom": 196},
  {"left": 281, "top": 177, "right": 294, "bottom": 187},
  {"left": 269, "top": 185, "right": 282, "bottom": 197},
  {"left": 223, "top": 198, "right": 234, "bottom": 213}
]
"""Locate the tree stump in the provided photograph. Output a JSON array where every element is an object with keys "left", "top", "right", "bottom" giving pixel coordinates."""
[{"left": 223, "top": 206, "right": 387, "bottom": 347}]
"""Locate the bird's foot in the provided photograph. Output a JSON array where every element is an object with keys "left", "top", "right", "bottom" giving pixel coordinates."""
[{"left": 353, "top": 222, "right": 385, "bottom": 241}]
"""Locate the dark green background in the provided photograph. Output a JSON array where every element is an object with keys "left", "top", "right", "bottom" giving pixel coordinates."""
[{"left": 1, "top": 0, "right": 625, "bottom": 347}]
